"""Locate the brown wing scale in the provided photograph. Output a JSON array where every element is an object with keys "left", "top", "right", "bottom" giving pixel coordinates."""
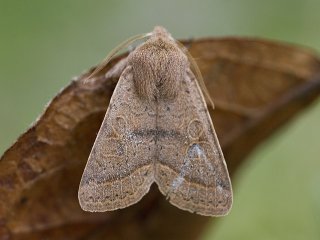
[
  {"left": 78, "top": 66, "right": 156, "bottom": 211},
  {"left": 155, "top": 69, "right": 232, "bottom": 216}
]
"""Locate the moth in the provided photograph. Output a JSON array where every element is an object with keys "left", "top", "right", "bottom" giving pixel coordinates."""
[{"left": 78, "top": 26, "right": 232, "bottom": 216}]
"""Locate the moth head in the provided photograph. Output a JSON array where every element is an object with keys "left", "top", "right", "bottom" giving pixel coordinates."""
[
  {"left": 151, "top": 26, "right": 174, "bottom": 41},
  {"left": 127, "top": 30, "right": 188, "bottom": 102}
]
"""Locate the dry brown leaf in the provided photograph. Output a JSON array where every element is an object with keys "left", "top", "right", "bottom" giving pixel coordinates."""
[{"left": 0, "top": 38, "right": 319, "bottom": 240}]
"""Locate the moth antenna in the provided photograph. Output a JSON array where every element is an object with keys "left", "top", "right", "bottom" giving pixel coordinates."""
[
  {"left": 176, "top": 40, "right": 215, "bottom": 110},
  {"left": 85, "top": 32, "right": 152, "bottom": 82}
]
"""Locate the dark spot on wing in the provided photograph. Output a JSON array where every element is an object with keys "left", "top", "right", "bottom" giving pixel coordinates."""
[
  {"left": 20, "top": 196, "right": 28, "bottom": 205},
  {"left": 132, "top": 128, "right": 183, "bottom": 140}
]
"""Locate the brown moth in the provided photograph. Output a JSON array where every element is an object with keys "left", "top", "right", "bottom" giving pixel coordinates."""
[{"left": 78, "top": 26, "right": 233, "bottom": 216}]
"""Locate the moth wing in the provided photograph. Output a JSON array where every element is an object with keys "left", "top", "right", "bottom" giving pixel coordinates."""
[
  {"left": 155, "top": 69, "right": 233, "bottom": 216},
  {"left": 78, "top": 66, "right": 156, "bottom": 211}
]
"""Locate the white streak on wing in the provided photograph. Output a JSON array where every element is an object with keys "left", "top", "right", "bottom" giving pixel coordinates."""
[
  {"left": 171, "top": 176, "right": 185, "bottom": 189},
  {"left": 217, "top": 185, "right": 223, "bottom": 193},
  {"left": 170, "top": 148, "right": 192, "bottom": 191},
  {"left": 194, "top": 144, "right": 213, "bottom": 172},
  {"left": 170, "top": 143, "right": 214, "bottom": 192}
]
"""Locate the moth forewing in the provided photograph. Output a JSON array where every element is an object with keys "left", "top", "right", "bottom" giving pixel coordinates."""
[
  {"left": 154, "top": 68, "right": 232, "bottom": 216},
  {"left": 78, "top": 26, "right": 233, "bottom": 216},
  {"left": 78, "top": 66, "right": 155, "bottom": 211}
]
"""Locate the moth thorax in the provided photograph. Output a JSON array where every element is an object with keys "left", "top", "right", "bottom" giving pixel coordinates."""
[{"left": 128, "top": 39, "right": 188, "bottom": 102}]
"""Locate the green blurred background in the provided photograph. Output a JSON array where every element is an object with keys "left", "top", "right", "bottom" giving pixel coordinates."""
[{"left": 1, "top": 1, "right": 320, "bottom": 239}]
